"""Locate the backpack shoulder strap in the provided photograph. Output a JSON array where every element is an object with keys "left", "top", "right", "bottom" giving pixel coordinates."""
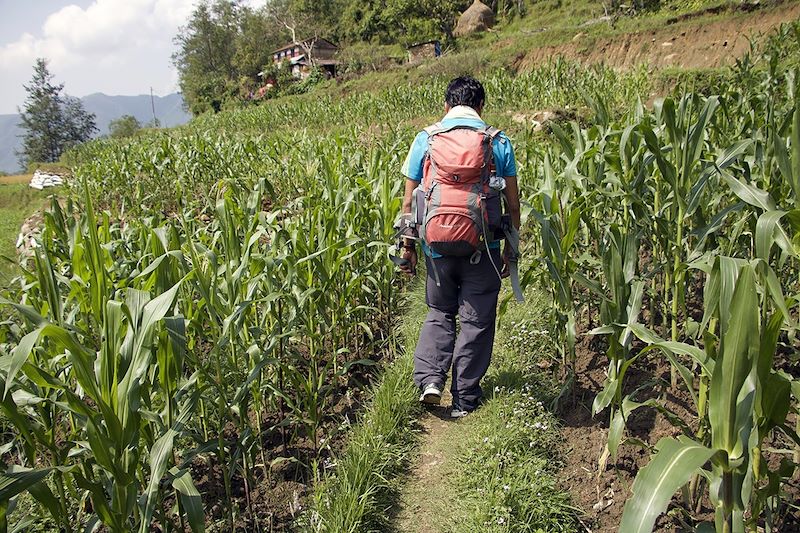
[
  {"left": 477, "top": 125, "right": 502, "bottom": 179},
  {"left": 484, "top": 125, "right": 502, "bottom": 139},
  {"left": 423, "top": 122, "right": 444, "bottom": 136},
  {"left": 423, "top": 122, "right": 443, "bottom": 179},
  {"left": 426, "top": 122, "right": 488, "bottom": 137}
]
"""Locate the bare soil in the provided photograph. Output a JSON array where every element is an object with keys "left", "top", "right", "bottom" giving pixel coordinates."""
[
  {"left": 157, "top": 338, "right": 379, "bottom": 532},
  {"left": 557, "top": 286, "right": 800, "bottom": 532},
  {"left": 558, "top": 335, "right": 691, "bottom": 531},
  {"left": 516, "top": 1, "right": 800, "bottom": 71}
]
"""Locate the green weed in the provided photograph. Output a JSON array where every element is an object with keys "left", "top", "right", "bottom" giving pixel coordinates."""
[{"left": 446, "top": 288, "right": 577, "bottom": 533}]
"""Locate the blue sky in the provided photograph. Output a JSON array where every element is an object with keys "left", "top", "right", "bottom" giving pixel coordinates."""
[{"left": 0, "top": 1, "right": 265, "bottom": 114}]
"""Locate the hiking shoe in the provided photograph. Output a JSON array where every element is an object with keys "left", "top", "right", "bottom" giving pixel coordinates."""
[
  {"left": 419, "top": 383, "right": 442, "bottom": 405},
  {"left": 450, "top": 402, "right": 470, "bottom": 419}
]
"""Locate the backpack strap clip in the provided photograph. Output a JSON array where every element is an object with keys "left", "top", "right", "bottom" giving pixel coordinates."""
[{"left": 484, "top": 125, "right": 502, "bottom": 139}]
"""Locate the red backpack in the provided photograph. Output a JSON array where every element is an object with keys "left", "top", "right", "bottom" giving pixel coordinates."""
[{"left": 411, "top": 123, "right": 503, "bottom": 257}]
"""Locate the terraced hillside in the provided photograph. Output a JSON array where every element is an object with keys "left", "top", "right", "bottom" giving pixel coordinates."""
[{"left": 1, "top": 1, "right": 799, "bottom": 532}]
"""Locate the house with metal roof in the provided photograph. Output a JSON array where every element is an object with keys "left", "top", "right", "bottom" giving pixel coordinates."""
[{"left": 271, "top": 38, "right": 339, "bottom": 79}]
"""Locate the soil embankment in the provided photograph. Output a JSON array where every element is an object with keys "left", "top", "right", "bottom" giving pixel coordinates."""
[{"left": 516, "top": 1, "right": 800, "bottom": 71}]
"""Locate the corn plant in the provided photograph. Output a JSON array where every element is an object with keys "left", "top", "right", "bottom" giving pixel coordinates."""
[
  {"left": 620, "top": 258, "right": 797, "bottom": 533},
  {"left": 529, "top": 154, "right": 583, "bottom": 376}
]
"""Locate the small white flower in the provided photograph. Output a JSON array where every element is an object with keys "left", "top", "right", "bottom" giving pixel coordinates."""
[{"left": 503, "top": 485, "right": 510, "bottom": 491}]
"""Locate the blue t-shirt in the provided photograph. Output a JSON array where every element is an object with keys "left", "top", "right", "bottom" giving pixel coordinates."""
[{"left": 401, "top": 113, "right": 517, "bottom": 257}]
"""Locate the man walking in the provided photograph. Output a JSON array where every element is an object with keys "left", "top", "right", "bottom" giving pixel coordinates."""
[{"left": 398, "top": 76, "right": 521, "bottom": 418}]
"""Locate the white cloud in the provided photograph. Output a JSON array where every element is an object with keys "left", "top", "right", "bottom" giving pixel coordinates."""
[
  {"left": 0, "top": 0, "right": 209, "bottom": 113},
  {"left": 0, "top": 0, "right": 281, "bottom": 114},
  {"left": 0, "top": 0, "right": 196, "bottom": 70}
]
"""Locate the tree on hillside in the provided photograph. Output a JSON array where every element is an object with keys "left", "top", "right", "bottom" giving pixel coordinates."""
[
  {"left": 173, "top": 0, "right": 240, "bottom": 114},
  {"left": 16, "top": 58, "right": 97, "bottom": 169},
  {"left": 172, "top": 0, "right": 509, "bottom": 111},
  {"left": 174, "top": 0, "right": 289, "bottom": 114},
  {"left": 335, "top": 0, "right": 470, "bottom": 44},
  {"left": 235, "top": 6, "right": 287, "bottom": 89},
  {"left": 274, "top": 0, "right": 338, "bottom": 40},
  {"left": 109, "top": 115, "right": 142, "bottom": 138},
  {"left": 62, "top": 96, "right": 98, "bottom": 145}
]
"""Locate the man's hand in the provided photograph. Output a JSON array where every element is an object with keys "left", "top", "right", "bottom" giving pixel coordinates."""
[
  {"left": 400, "top": 246, "right": 417, "bottom": 275},
  {"left": 501, "top": 244, "right": 511, "bottom": 279}
]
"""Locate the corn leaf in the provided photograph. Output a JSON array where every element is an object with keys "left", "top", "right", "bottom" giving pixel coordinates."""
[
  {"left": 709, "top": 265, "right": 759, "bottom": 458},
  {"left": 1, "top": 327, "right": 41, "bottom": 399},
  {"left": 620, "top": 436, "right": 716, "bottom": 533},
  {"left": 0, "top": 467, "right": 52, "bottom": 502},
  {"left": 172, "top": 468, "right": 205, "bottom": 533},
  {"left": 139, "top": 391, "right": 198, "bottom": 533}
]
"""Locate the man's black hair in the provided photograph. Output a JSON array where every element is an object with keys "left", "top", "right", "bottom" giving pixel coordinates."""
[{"left": 445, "top": 76, "right": 485, "bottom": 110}]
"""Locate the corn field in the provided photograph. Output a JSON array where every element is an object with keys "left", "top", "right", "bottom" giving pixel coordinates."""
[
  {"left": 524, "top": 23, "right": 800, "bottom": 532},
  {"left": 1, "top": 19, "right": 799, "bottom": 533}
]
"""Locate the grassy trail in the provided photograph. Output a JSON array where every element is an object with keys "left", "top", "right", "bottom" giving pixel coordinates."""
[
  {"left": 395, "top": 390, "right": 458, "bottom": 533},
  {"left": 392, "top": 284, "right": 578, "bottom": 533}
]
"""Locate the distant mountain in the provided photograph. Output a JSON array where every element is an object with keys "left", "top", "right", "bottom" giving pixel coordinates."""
[{"left": 0, "top": 93, "right": 192, "bottom": 174}]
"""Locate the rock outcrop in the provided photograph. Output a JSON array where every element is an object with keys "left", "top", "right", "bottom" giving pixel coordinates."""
[{"left": 454, "top": 0, "right": 495, "bottom": 37}]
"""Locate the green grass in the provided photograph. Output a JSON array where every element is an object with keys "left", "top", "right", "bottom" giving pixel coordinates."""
[
  {"left": 0, "top": 184, "right": 49, "bottom": 287},
  {"left": 305, "top": 281, "right": 426, "bottom": 532},
  {"left": 445, "top": 0, "right": 749, "bottom": 67},
  {"left": 259, "top": 0, "right": 788, "bottom": 134},
  {"left": 484, "top": 0, "right": 747, "bottom": 47},
  {"left": 441, "top": 288, "right": 578, "bottom": 532},
  {"left": 327, "top": 0, "right": 790, "bottom": 104},
  {"left": 307, "top": 275, "right": 579, "bottom": 532}
]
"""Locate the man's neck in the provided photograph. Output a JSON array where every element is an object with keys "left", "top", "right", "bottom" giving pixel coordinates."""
[{"left": 443, "top": 105, "right": 482, "bottom": 121}]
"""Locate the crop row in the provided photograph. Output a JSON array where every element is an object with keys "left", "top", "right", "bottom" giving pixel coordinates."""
[
  {"left": 525, "top": 22, "right": 800, "bottom": 532},
  {"left": 0, "top": 133, "right": 402, "bottom": 531}
]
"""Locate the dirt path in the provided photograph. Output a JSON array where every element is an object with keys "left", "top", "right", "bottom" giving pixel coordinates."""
[{"left": 394, "top": 390, "right": 459, "bottom": 533}]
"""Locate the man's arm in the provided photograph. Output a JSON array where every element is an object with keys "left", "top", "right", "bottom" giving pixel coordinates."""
[
  {"left": 504, "top": 175, "right": 521, "bottom": 230},
  {"left": 399, "top": 178, "right": 419, "bottom": 274},
  {"left": 398, "top": 131, "right": 427, "bottom": 276},
  {"left": 401, "top": 178, "right": 417, "bottom": 227}
]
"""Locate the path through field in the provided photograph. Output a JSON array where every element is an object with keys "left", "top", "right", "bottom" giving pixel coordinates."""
[
  {"left": 391, "top": 287, "right": 575, "bottom": 533},
  {"left": 0, "top": 182, "right": 51, "bottom": 286},
  {"left": 395, "top": 390, "right": 458, "bottom": 533}
]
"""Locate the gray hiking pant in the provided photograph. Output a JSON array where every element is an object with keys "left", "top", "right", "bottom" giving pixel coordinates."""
[{"left": 413, "top": 249, "right": 502, "bottom": 411}]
